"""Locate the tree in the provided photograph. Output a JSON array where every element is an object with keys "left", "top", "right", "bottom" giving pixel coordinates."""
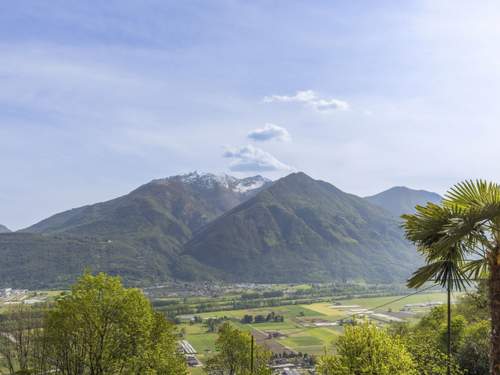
[
  {"left": 42, "top": 272, "right": 187, "bottom": 375},
  {"left": 458, "top": 320, "right": 490, "bottom": 375},
  {"left": 0, "top": 304, "right": 44, "bottom": 374},
  {"left": 204, "top": 322, "right": 271, "bottom": 375},
  {"left": 455, "top": 280, "right": 490, "bottom": 323},
  {"left": 396, "top": 308, "right": 464, "bottom": 375},
  {"left": 402, "top": 180, "right": 500, "bottom": 374},
  {"left": 316, "top": 323, "right": 417, "bottom": 375},
  {"left": 402, "top": 330, "right": 464, "bottom": 375}
]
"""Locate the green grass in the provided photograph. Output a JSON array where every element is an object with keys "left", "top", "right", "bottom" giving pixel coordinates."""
[
  {"left": 189, "top": 367, "right": 205, "bottom": 375},
  {"left": 181, "top": 292, "right": 452, "bottom": 360},
  {"left": 278, "top": 326, "right": 340, "bottom": 354},
  {"left": 197, "top": 304, "right": 322, "bottom": 320}
]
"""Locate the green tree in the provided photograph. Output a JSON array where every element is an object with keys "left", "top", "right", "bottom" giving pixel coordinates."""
[
  {"left": 402, "top": 180, "right": 500, "bottom": 374},
  {"left": 455, "top": 280, "right": 490, "bottom": 323},
  {"left": 0, "top": 304, "right": 45, "bottom": 375},
  {"left": 458, "top": 320, "right": 490, "bottom": 375},
  {"left": 439, "top": 315, "right": 467, "bottom": 355},
  {"left": 393, "top": 315, "right": 464, "bottom": 375},
  {"left": 42, "top": 272, "right": 187, "bottom": 375},
  {"left": 204, "top": 322, "right": 271, "bottom": 375},
  {"left": 402, "top": 331, "right": 464, "bottom": 375},
  {"left": 316, "top": 323, "right": 417, "bottom": 375}
]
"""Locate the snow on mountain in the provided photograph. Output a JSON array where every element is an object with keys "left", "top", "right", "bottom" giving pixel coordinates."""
[{"left": 176, "top": 172, "right": 271, "bottom": 194}]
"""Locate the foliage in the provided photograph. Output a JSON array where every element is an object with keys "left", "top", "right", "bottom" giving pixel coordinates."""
[
  {"left": 41, "top": 272, "right": 187, "bottom": 375},
  {"left": 0, "top": 273, "right": 187, "bottom": 375},
  {"left": 402, "top": 179, "right": 500, "bottom": 373},
  {"left": 389, "top": 284, "right": 490, "bottom": 375},
  {"left": 0, "top": 304, "right": 45, "bottom": 375},
  {"left": 316, "top": 323, "right": 417, "bottom": 375},
  {"left": 457, "top": 320, "right": 490, "bottom": 375},
  {"left": 397, "top": 326, "right": 464, "bottom": 375},
  {"left": 455, "top": 280, "right": 490, "bottom": 322},
  {"left": 240, "top": 312, "right": 284, "bottom": 324},
  {"left": 204, "top": 322, "right": 271, "bottom": 375}
]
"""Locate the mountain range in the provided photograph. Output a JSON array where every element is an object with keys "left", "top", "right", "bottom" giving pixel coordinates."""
[
  {"left": 0, "top": 224, "right": 10, "bottom": 233},
  {"left": 0, "top": 172, "right": 441, "bottom": 288}
]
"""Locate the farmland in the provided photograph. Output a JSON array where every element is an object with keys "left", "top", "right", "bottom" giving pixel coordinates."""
[
  {"left": 178, "top": 290, "right": 453, "bottom": 372},
  {"left": 0, "top": 283, "right": 456, "bottom": 374}
]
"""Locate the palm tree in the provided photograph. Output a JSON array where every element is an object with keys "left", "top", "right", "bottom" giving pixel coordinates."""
[
  {"left": 403, "top": 204, "right": 470, "bottom": 375},
  {"left": 402, "top": 180, "right": 500, "bottom": 375}
]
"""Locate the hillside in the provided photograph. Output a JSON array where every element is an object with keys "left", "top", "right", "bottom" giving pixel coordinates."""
[
  {"left": 0, "top": 232, "right": 215, "bottom": 289},
  {"left": 0, "top": 173, "right": 268, "bottom": 288},
  {"left": 365, "top": 186, "right": 442, "bottom": 217},
  {"left": 1, "top": 172, "right": 426, "bottom": 288},
  {"left": 184, "top": 173, "right": 420, "bottom": 283},
  {"left": 0, "top": 224, "right": 10, "bottom": 233},
  {"left": 24, "top": 172, "right": 270, "bottom": 237}
]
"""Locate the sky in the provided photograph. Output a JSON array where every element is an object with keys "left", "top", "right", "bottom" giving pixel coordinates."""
[{"left": 2, "top": 0, "right": 500, "bottom": 230}]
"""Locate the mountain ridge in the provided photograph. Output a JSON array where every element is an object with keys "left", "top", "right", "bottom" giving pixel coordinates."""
[
  {"left": 183, "top": 172, "right": 419, "bottom": 283},
  {"left": 365, "top": 186, "right": 442, "bottom": 217},
  {"left": 1, "top": 172, "right": 430, "bottom": 288}
]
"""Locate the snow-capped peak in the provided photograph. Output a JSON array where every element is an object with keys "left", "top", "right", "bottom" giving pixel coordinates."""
[
  {"left": 179, "top": 171, "right": 237, "bottom": 189},
  {"left": 233, "top": 176, "right": 270, "bottom": 193},
  {"left": 161, "top": 171, "right": 271, "bottom": 194}
]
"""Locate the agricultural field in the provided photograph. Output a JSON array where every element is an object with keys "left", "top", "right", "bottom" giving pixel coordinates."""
[{"left": 180, "top": 290, "right": 454, "bottom": 372}]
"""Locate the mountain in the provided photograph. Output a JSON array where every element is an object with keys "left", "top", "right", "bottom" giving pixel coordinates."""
[
  {"left": 1, "top": 172, "right": 270, "bottom": 288},
  {"left": 184, "top": 173, "right": 420, "bottom": 283},
  {"left": 1, "top": 172, "right": 426, "bottom": 288},
  {"left": 365, "top": 186, "right": 442, "bottom": 217},
  {"left": 24, "top": 172, "right": 270, "bottom": 237},
  {"left": 0, "top": 224, "right": 11, "bottom": 233}
]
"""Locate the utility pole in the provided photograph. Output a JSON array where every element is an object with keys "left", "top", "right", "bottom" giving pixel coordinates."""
[{"left": 250, "top": 334, "right": 254, "bottom": 374}]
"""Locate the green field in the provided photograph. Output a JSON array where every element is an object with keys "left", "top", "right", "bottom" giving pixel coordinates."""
[
  {"left": 336, "top": 292, "right": 452, "bottom": 311},
  {"left": 181, "top": 291, "right": 453, "bottom": 365}
]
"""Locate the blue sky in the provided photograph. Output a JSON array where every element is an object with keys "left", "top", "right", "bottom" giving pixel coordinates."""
[{"left": 2, "top": 0, "right": 500, "bottom": 229}]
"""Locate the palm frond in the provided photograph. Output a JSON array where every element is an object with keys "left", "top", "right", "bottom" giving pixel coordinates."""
[
  {"left": 407, "top": 259, "right": 470, "bottom": 291},
  {"left": 462, "top": 258, "right": 489, "bottom": 280},
  {"left": 444, "top": 179, "right": 500, "bottom": 209}
]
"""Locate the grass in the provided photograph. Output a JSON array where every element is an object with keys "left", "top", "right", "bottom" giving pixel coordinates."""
[
  {"left": 180, "top": 292, "right": 453, "bottom": 362},
  {"left": 196, "top": 304, "right": 322, "bottom": 320},
  {"left": 189, "top": 367, "right": 205, "bottom": 375},
  {"left": 305, "top": 303, "right": 346, "bottom": 317},
  {"left": 279, "top": 326, "right": 341, "bottom": 354}
]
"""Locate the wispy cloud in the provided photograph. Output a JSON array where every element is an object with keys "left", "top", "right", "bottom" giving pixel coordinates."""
[
  {"left": 247, "top": 123, "right": 291, "bottom": 142},
  {"left": 223, "top": 145, "right": 292, "bottom": 172},
  {"left": 263, "top": 90, "right": 349, "bottom": 112}
]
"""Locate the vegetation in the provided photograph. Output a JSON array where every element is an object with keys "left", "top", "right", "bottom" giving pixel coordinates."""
[
  {"left": 315, "top": 283, "right": 488, "bottom": 375},
  {"left": 402, "top": 180, "right": 500, "bottom": 373},
  {"left": 1, "top": 172, "right": 432, "bottom": 288},
  {"left": 0, "top": 173, "right": 265, "bottom": 288},
  {"left": 240, "top": 312, "right": 284, "bottom": 324},
  {"left": 185, "top": 172, "right": 420, "bottom": 283},
  {"left": 0, "top": 273, "right": 187, "bottom": 374},
  {"left": 204, "top": 322, "right": 271, "bottom": 375},
  {"left": 317, "top": 323, "right": 417, "bottom": 375}
]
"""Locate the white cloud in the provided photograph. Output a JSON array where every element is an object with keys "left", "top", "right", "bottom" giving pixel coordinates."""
[
  {"left": 247, "top": 123, "right": 291, "bottom": 142},
  {"left": 263, "top": 90, "right": 349, "bottom": 112},
  {"left": 223, "top": 145, "right": 292, "bottom": 172}
]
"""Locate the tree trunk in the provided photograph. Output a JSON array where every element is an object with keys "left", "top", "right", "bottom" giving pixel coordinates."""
[{"left": 490, "top": 250, "right": 500, "bottom": 375}]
